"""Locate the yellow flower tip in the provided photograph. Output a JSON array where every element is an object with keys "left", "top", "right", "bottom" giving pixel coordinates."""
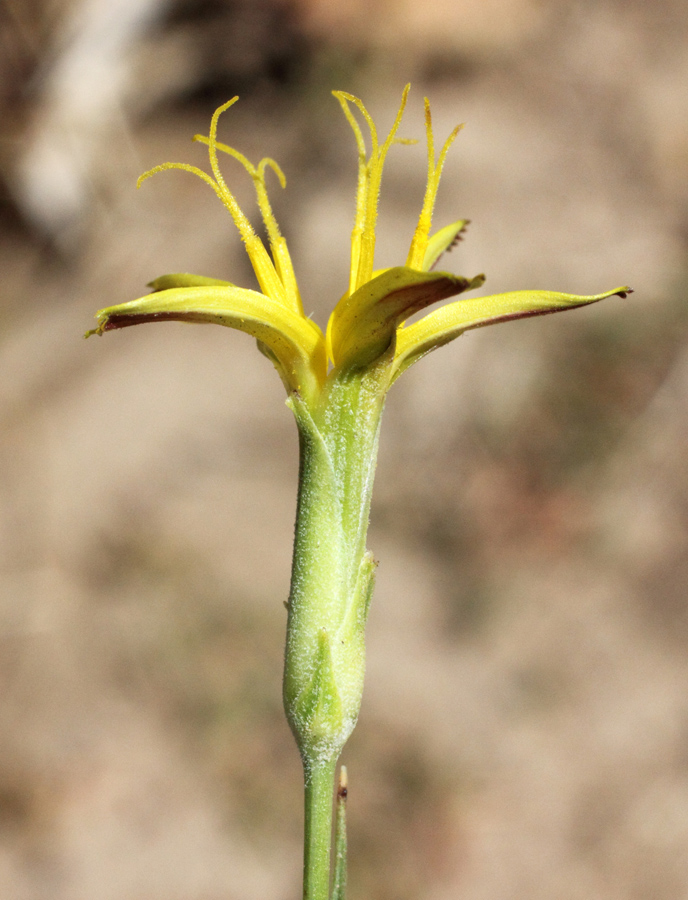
[
  {"left": 208, "top": 99, "right": 238, "bottom": 174},
  {"left": 258, "top": 158, "right": 287, "bottom": 190},
  {"left": 211, "top": 96, "right": 240, "bottom": 127},
  {"left": 136, "top": 166, "right": 162, "bottom": 189},
  {"left": 135, "top": 161, "right": 220, "bottom": 196}
]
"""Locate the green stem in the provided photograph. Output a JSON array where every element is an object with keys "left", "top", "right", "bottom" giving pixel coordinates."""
[
  {"left": 284, "top": 355, "right": 392, "bottom": 900},
  {"left": 303, "top": 757, "right": 338, "bottom": 900},
  {"left": 332, "top": 766, "right": 348, "bottom": 900}
]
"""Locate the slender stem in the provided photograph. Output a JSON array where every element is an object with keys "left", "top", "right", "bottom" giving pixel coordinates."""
[
  {"left": 303, "top": 757, "right": 338, "bottom": 900},
  {"left": 332, "top": 766, "right": 348, "bottom": 900}
]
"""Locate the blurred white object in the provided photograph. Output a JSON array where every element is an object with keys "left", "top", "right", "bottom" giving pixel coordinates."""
[{"left": 15, "top": 0, "right": 167, "bottom": 245}]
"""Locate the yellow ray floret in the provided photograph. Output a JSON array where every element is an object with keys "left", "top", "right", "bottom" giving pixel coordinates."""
[
  {"left": 328, "top": 267, "right": 485, "bottom": 369},
  {"left": 89, "top": 286, "right": 326, "bottom": 401},
  {"left": 391, "top": 286, "right": 633, "bottom": 381}
]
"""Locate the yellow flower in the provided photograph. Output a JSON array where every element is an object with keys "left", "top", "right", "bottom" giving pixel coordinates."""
[{"left": 88, "top": 87, "right": 630, "bottom": 407}]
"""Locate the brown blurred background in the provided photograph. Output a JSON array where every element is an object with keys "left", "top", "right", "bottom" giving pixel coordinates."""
[{"left": 1, "top": 0, "right": 688, "bottom": 897}]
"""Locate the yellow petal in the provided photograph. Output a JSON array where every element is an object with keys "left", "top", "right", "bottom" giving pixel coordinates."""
[
  {"left": 392, "top": 286, "right": 632, "bottom": 380},
  {"left": 328, "top": 267, "right": 485, "bottom": 369},
  {"left": 421, "top": 220, "right": 469, "bottom": 271},
  {"left": 89, "top": 286, "right": 326, "bottom": 400}
]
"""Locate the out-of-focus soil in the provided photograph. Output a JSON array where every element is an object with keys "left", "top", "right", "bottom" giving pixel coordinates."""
[{"left": 1, "top": 0, "right": 688, "bottom": 897}]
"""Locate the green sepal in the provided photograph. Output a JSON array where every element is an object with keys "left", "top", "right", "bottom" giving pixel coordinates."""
[
  {"left": 286, "top": 393, "right": 338, "bottom": 492},
  {"left": 291, "top": 629, "right": 344, "bottom": 752},
  {"left": 339, "top": 551, "right": 376, "bottom": 643}
]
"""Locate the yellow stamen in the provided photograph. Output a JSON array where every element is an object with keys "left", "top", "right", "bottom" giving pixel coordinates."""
[
  {"left": 334, "top": 85, "right": 411, "bottom": 295},
  {"left": 333, "top": 91, "right": 371, "bottom": 298},
  {"left": 406, "top": 99, "right": 463, "bottom": 271},
  {"left": 194, "top": 133, "right": 302, "bottom": 315},
  {"left": 204, "top": 98, "right": 254, "bottom": 242},
  {"left": 254, "top": 158, "right": 302, "bottom": 316},
  {"left": 358, "top": 86, "right": 409, "bottom": 289},
  {"left": 205, "top": 100, "right": 287, "bottom": 305},
  {"left": 138, "top": 99, "right": 288, "bottom": 306},
  {"left": 137, "top": 162, "right": 220, "bottom": 198}
]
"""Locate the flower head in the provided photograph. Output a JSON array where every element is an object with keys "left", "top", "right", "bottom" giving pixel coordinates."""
[{"left": 88, "top": 88, "right": 630, "bottom": 406}]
